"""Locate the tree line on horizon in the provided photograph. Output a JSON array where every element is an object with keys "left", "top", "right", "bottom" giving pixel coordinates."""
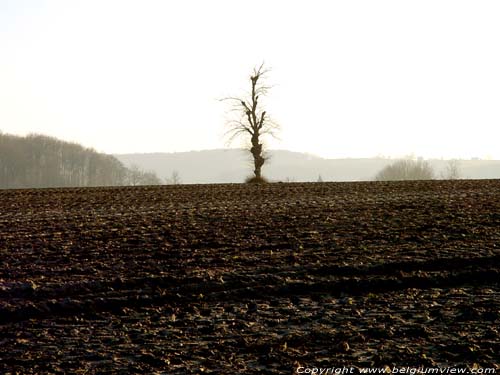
[{"left": 0, "top": 132, "right": 162, "bottom": 189}]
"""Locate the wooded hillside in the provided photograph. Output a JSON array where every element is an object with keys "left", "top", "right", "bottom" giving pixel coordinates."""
[{"left": 0, "top": 133, "right": 160, "bottom": 189}]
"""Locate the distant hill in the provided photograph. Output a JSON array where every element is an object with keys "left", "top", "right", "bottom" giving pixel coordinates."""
[
  {"left": 0, "top": 133, "right": 161, "bottom": 189},
  {"left": 115, "top": 149, "right": 500, "bottom": 184}
]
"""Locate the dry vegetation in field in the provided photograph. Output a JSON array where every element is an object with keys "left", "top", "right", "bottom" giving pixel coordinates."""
[{"left": 0, "top": 180, "right": 499, "bottom": 373}]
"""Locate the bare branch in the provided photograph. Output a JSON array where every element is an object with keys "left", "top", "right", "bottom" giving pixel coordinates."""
[
  {"left": 258, "top": 111, "right": 266, "bottom": 129},
  {"left": 253, "top": 62, "right": 271, "bottom": 78}
]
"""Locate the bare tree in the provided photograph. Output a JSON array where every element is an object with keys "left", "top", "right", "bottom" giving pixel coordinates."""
[
  {"left": 375, "top": 159, "right": 435, "bottom": 181},
  {"left": 126, "top": 164, "right": 162, "bottom": 186},
  {"left": 441, "top": 159, "right": 461, "bottom": 180},
  {"left": 165, "top": 170, "right": 181, "bottom": 185},
  {"left": 127, "top": 164, "right": 144, "bottom": 186},
  {"left": 223, "top": 64, "right": 279, "bottom": 182},
  {"left": 140, "top": 171, "right": 163, "bottom": 185}
]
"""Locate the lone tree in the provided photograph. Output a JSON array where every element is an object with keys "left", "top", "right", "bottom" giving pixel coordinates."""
[
  {"left": 441, "top": 159, "right": 461, "bottom": 180},
  {"left": 165, "top": 170, "right": 181, "bottom": 185},
  {"left": 223, "top": 64, "right": 279, "bottom": 182}
]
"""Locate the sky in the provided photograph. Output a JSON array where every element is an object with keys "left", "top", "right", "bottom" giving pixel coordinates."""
[{"left": 1, "top": 0, "right": 499, "bottom": 160}]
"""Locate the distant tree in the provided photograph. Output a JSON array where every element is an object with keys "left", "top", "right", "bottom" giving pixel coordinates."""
[
  {"left": 317, "top": 174, "right": 324, "bottom": 182},
  {"left": 140, "top": 171, "right": 163, "bottom": 185},
  {"left": 441, "top": 159, "right": 461, "bottom": 180},
  {"left": 126, "top": 164, "right": 162, "bottom": 186},
  {"left": 375, "top": 159, "right": 435, "bottom": 181},
  {"left": 223, "top": 63, "right": 279, "bottom": 182},
  {"left": 165, "top": 170, "right": 181, "bottom": 185},
  {"left": 127, "top": 164, "right": 144, "bottom": 186}
]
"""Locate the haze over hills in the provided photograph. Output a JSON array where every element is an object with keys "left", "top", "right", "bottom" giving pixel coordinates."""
[{"left": 115, "top": 150, "right": 500, "bottom": 184}]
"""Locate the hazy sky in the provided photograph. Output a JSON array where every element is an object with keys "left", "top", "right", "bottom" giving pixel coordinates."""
[{"left": 1, "top": 1, "right": 499, "bottom": 159}]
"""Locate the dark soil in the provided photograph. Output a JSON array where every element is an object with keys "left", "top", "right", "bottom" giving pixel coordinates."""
[{"left": 0, "top": 180, "right": 499, "bottom": 373}]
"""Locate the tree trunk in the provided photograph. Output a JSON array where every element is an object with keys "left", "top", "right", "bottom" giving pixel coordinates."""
[{"left": 251, "top": 132, "right": 265, "bottom": 179}]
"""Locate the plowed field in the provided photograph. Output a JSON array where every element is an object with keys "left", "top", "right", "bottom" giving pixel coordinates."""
[{"left": 1, "top": 180, "right": 499, "bottom": 373}]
